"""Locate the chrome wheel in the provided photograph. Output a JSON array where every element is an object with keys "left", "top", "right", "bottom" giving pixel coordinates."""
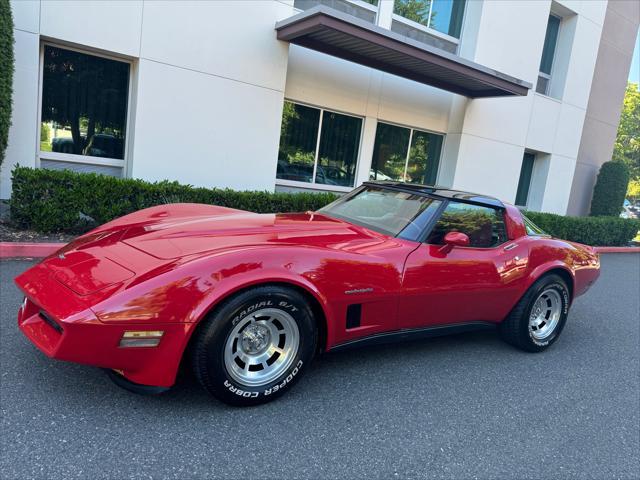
[
  {"left": 528, "top": 289, "right": 562, "bottom": 341},
  {"left": 224, "top": 308, "right": 299, "bottom": 387}
]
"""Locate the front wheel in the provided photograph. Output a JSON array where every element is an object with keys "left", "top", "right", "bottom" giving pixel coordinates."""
[
  {"left": 500, "top": 274, "right": 570, "bottom": 352},
  {"left": 191, "top": 285, "right": 317, "bottom": 406}
]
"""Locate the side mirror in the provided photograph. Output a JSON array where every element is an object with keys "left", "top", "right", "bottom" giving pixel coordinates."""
[{"left": 439, "top": 231, "right": 470, "bottom": 254}]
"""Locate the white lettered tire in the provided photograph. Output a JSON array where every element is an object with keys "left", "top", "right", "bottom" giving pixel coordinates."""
[{"left": 191, "top": 285, "right": 317, "bottom": 406}]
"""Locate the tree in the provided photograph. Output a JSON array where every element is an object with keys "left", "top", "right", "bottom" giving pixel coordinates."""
[
  {"left": 613, "top": 82, "right": 640, "bottom": 180},
  {"left": 0, "top": 0, "right": 14, "bottom": 168},
  {"left": 590, "top": 161, "right": 630, "bottom": 216}
]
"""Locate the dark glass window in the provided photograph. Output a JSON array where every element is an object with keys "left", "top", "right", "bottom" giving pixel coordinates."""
[
  {"left": 316, "top": 111, "right": 361, "bottom": 187},
  {"left": 393, "top": 0, "right": 466, "bottom": 39},
  {"left": 276, "top": 101, "right": 362, "bottom": 187},
  {"left": 427, "top": 202, "right": 508, "bottom": 248},
  {"left": 539, "top": 14, "right": 561, "bottom": 75},
  {"left": 515, "top": 152, "right": 536, "bottom": 207},
  {"left": 370, "top": 121, "right": 443, "bottom": 185},
  {"left": 40, "top": 45, "right": 130, "bottom": 160},
  {"left": 370, "top": 123, "right": 410, "bottom": 182},
  {"left": 407, "top": 129, "right": 443, "bottom": 185},
  {"left": 536, "top": 14, "right": 561, "bottom": 95},
  {"left": 276, "top": 103, "right": 320, "bottom": 184}
]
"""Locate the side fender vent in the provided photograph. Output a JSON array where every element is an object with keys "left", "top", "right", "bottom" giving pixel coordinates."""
[{"left": 346, "top": 304, "right": 361, "bottom": 330}]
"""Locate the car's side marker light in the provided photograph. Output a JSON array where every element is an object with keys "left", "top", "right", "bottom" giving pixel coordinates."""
[{"left": 119, "top": 330, "right": 164, "bottom": 348}]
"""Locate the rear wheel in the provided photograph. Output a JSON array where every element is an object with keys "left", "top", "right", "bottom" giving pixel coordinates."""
[
  {"left": 500, "top": 274, "right": 570, "bottom": 352},
  {"left": 191, "top": 285, "right": 317, "bottom": 406}
]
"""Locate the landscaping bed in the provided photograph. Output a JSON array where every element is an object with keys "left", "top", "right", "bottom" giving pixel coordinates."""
[{"left": 6, "top": 166, "right": 640, "bottom": 247}]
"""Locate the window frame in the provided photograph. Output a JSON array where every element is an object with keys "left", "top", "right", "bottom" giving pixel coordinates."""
[
  {"left": 370, "top": 119, "right": 445, "bottom": 186},
  {"left": 536, "top": 13, "right": 562, "bottom": 97},
  {"left": 420, "top": 199, "right": 510, "bottom": 249},
  {"left": 276, "top": 99, "right": 364, "bottom": 193},
  {"left": 36, "top": 41, "right": 135, "bottom": 173}
]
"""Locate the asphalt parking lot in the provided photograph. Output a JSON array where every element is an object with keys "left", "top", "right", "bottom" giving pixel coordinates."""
[{"left": 1, "top": 255, "right": 639, "bottom": 479}]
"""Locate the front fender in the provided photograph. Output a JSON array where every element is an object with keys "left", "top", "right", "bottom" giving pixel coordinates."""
[{"left": 190, "top": 267, "right": 333, "bottom": 343}]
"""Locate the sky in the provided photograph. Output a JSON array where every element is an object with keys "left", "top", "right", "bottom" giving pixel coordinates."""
[{"left": 630, "top": 32, "right": 639, "bottom": 85}]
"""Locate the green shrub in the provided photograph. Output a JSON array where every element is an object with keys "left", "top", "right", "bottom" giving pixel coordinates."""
[
  {"left": 525, "top": 210, "right": 639, "bottom": 247},
  {"left": 10, "top": 166, "right": 639, "bottom": 246},
  {"left": 590, "top": 161, "right": 630, "bottom": 216},
  {"left": 10, "top": 166, "right": 338, "bottom": 233},
  {"left": 0, "top": 0, "right": 14, "bottom": 167}
]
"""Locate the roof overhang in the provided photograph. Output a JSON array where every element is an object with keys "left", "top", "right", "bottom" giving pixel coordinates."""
[{"left": 276, "top": 7, "right": 531, "bottom": 98}]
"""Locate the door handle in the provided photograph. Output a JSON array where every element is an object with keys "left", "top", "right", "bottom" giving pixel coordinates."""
[{"left": 504, "top": 243, "right": 518, "bottom": 251}]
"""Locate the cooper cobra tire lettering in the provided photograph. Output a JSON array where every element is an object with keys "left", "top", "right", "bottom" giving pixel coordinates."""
[
  {"left": 264, "top": 360, "right": 303, "bottom": 396},
  {"left": 223, "top": 380, "right": 259, "bottom": 398}
]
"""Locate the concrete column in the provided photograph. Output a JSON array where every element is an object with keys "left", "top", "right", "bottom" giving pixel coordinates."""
[{"left": 355, "top": 116, "right": 378, "bottom": 186}]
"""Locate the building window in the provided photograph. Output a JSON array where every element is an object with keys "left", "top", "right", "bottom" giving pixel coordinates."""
[
  {"left": 426, "top": 201, "right": 508, "bottom": 248},
  {"left": 390, "top": 0, "right": 465, "bottom": 53},
  {"left": 536, "top": 14, "right": 561, "bottom": 95},
  {"left": 277, "top": 101, "right": 363, "bottom": 188},
  {"left": 370, "top": 122, "right": 443, "bottom": 185},
  {"left": 39, "top": 45, "right": 130, "bottom": 172},
  {"left": 515, "top": 152, "right": 536, "bottom": 207}
]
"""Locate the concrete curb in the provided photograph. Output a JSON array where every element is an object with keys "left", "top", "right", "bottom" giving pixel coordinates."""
[{"left": 1, "top": 241, "right": 639, "bottom": 259}]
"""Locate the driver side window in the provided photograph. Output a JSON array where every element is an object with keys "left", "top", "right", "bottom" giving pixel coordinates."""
[{"left": 426, "top": 202, "right": 508, "bottom": 248}]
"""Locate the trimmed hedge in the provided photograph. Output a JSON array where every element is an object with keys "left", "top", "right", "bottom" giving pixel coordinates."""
[
  {"left": 0, "top": 0, "right": 14, "bottom": 167},
  {"left": 9, "top": 166, "right": 640, "bottom": 246},
  {"left": 590, "top": 161, "right": 630, "bottom": 216},
  {"left": 525, "top": 211, "right": 639, "bottom": 247},
  {"left": 10, "top": 166, "right": 338, "bottom": 233}
]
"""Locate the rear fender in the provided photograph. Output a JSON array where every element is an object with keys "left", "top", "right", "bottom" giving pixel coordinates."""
[{"left": 525, "top": 261, "right": 575, "bottom": 302}]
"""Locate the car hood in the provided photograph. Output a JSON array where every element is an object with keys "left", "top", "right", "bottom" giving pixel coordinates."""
[{"left": 78, "top": 203, "right": 384, "bottom": 260}]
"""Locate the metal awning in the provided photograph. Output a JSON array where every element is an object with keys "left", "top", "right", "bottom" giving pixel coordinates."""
[{"left": 275, "top": 7, "right": 531, "bottom": 98}]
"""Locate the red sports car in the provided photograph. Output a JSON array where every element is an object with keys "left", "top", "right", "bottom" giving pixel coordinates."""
[{"left": 16, "top": 182, "right": 600, "bottom": 406}]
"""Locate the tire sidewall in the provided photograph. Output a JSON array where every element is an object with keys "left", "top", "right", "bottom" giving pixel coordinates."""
[
  {"left": 523, "top": 276, "right": 570, "bottom": 350},
  {"left": 199, "top": 287, "right": 316, "bottom": 406}
]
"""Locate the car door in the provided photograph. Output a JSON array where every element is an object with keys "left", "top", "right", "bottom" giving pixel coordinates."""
[{"left": 398, "top": 200, "right": 528, "bottom": 329}]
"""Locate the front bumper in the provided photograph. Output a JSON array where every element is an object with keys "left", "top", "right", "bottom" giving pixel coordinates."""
[{"left": 17, "top": 294, "right": 196, "bottom": 388}]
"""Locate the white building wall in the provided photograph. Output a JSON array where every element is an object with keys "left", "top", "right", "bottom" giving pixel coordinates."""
[
  {"left": 447, "top": 0, "right": 606, "bottom": 214},
  {"left": 2, "top": 0, "right": 294, "bottom": 197},
  {"left": 130, "top": 0, "right": 293, "bottom": 190},
  {"left": 0, "top": 0, "right": 617, "bottom": 216}
]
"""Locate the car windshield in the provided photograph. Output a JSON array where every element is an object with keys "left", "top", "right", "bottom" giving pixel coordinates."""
[{"left": 318, "top": 185, "right": 441, "bottom": 238}]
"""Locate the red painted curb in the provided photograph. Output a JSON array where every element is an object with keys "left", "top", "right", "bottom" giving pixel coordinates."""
[
  {"left": 594, "top": 246, "right": 640, "bottom": 253},
  {"left": 0, "top": 242, "right": 62, "bottom": 258},
  {"left": 1, "top": 242, "right": 639, "bottom": 259}
]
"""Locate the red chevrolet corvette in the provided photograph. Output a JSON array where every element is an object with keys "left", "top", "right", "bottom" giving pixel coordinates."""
[{"left": 16, "top": 182, "right": 600, "bottom": 406}]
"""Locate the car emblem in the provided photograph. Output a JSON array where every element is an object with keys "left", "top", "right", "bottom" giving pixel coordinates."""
[{"left": 344, "top": 288, "right": 373, "bottom": 295}]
